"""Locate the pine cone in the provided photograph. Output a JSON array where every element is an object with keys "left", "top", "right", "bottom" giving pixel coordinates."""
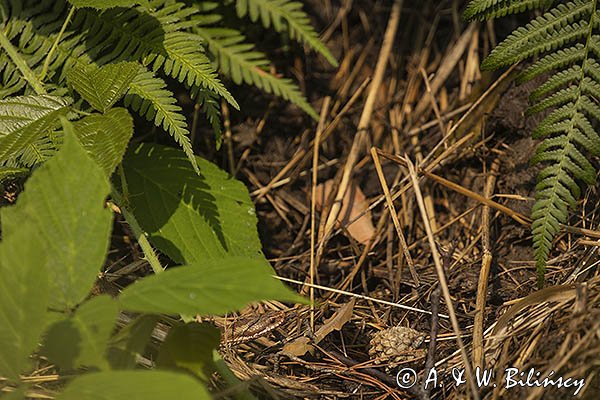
[{"left": 369, "top": 327, "right": 425, "bottom": 369}]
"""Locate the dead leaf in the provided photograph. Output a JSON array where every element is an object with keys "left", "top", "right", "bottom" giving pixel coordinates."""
[
  {"left": 282, "top": 336, "right": 314, "bottom": 357},
  {"left": 281, "top": 300, "right": 356, "bottom": 357},
  {"left": 315, "top": 180, "right": 375, "bottom": 244},
  {"left": 314, "top": 298, "right": 356, "bottom": 344}
]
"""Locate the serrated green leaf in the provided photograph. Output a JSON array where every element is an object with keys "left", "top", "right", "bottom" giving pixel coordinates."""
[
  {"left": 67, "top": 62, "right": 140, "bottom": 113},
  {"left": 42, "top": 295, "right": 118, "bottom": 370},
  {"left": 122, "top": 143, "right": 263, "bottom": 263},
  {"left": 0, "top": 95, "right": 70, "bottom": 163},
  {"left": 1, "top": 123, "right": 112, "bottom": 310},
  {"left": 157, "top": 323, "right": 220, "bottom": 380},
  {"left": 67, "top": 0, "right": 149, "bottom": 9},
  {"left": 107, "top": 315, "right": 159, "bottom": 369},
  {"left": 73, "top": 108, "right": 133, "bottom": 176},
  {"left": 0, "top": 227, "right": 49, "bottom": 381},
  {"left": 119, "top": 257, "right": 302, "bottom": 315},
  {"left": 56, "top": 370, "right": 211, "bottom": 400}
]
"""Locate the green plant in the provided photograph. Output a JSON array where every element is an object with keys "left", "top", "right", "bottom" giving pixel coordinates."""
[
  {"left": 0, "top": 0, "right": 336, "bottom": 173},
  {"left": 464, "top": 0, "right": 600, "bottom": 282},
  {"left": 0, "top": 0, "right": 330, "bottom": 398}
]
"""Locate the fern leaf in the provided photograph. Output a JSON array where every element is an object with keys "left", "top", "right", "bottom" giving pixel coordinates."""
[
  {"left": 124, "top": 69, "right": 199, "bottom": 173},
  {"left": 0, "top": 26, "right": 46, "bottom": 95},
  {"left": 481, "top": 0, "right": 593, "bottom": 69},
  {"left": 0, "top": 166, "right": 28, "bottom": 181},
  {"left": 527, "top": 85, "right": 580, "bottom": 114},
  {"left": 518, "top": 44, "right": 585, "bottom": 83},
  {"left": 17, "top": 134, "right": 57, "bottom": 167},
  {"left": 143, "top": 32, "right": 239, "bottom": 109},
  {"left": 464, "top": 0, "right": 555, "bottom": 21},
  {"left": 195, "top": 26, "right": 318, "bottom": 119},
  {"left": 530, "top": 65, "right": 582, "bottom": 100},
  {"left": 235, "top": 0, "right": 337, "bottom": 67},
  {"left": 193, "top": 89, "right": 222, "bottom": 148},
  {"left": 465, "top": 0, "right": 600, "bottom": 280},
  {"left": 72, "top": 5, "right": 238, "bottom": 109}
]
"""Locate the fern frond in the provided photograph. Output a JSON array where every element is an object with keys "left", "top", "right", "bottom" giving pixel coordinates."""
[
  {"left": 195, "top": 26, "right": 318, "bottom": 119},
  {"left": 481, "top": 0, "right": 593, "bottom": 69},
  {"left": 193, "top": 89, "right": 222, "bottom": 148},
  {"left": 518, "top": 44, "right": 585, "bottom": 83},
  {"left": 235, "top": 0, "right": 337, "bottom": 66},
  {"left": 124, "top": 69, "right": 199, "bottom": 173},
  {"left": 530, "top": 65, "right": 581, "bottom": 100},
  {"left": 17, "top": 133, "right": 57, "bottom": 166},
  {"left": 464, "top": 0, "right": 555, "bottom": 21},
  {"left": 466, "top": 0, "right": 600, "bottom": 280},
  {"left": 527, "top": 85, "right": 580, "bottom": 114},
  {"left": 143, "top": 32, "right": 238, "bottom": 109},
  {"left": 70, "top": 4, "right": 239, "bottom": 109}
]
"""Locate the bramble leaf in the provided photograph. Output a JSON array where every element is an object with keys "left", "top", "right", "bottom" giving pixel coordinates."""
[
  {"left": 122, "top": 143, "right": 264, "bottom": 263},
  {"left": 156, "top": 323, "right": 220, "bottom": 380},
  {"left": 42, "top": 295, "right": 119, "bottom": 370},
  {"left": 119, "top": 257, "right": 302, "bottom": 315},
  {"left": 1, "top": 122, "right": 112, "bottom": 309},
  {"left": 67, "top": 62, "right": 140, "bottom": 113},
  {"left": 56, "top": 370, "right": 211, "bottom": 400},
  {"left": 0, "top": 226, "right": 49, "bottom": 381},
  {"left": 73, "top": 108, "right": 134, "bottom": 176}
]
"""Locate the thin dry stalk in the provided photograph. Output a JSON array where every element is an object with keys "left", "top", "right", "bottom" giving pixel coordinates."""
[
  {"left": 309, "top": 97, "right": 331, "bottom": 329},
  {"left": 473, "top": 157, "right": 500, "bottom": 368},
  {"left": 406, "top": 157, "right": 480, "bottom": 400},
  {"left": 413, "top": 23, "right": 477, "bottom": 118},
  {"left": 370, "top": 147, "right": 419, "bottom": 285},
  {"left": 275, "top": 276, "right": 449, "bottom": 318},
  {"left": 254, "top": 78, "right": 370, "bottom": 200},
  {"left": 321, "top": 0, "right": 404, "bottom": 245}
]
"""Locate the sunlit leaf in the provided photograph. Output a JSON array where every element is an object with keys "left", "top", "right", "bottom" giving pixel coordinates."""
[
  {"left": 1, "top": 122, "right": 112, "bottom": 310},
  {"left": 122, "top": 143, "right": 264, "bottom": 263},
  {"left": 119, "top": 257, "right": 302, "bottom": 315},
  {"left": 67, "top": 62, "right": 140, "bottom": 113},
  {"left": 56, "top": 370, "right": 211, "bottom": 400},
  {"left": 73, "top": 108, "right": 133, "bottom": 176}
]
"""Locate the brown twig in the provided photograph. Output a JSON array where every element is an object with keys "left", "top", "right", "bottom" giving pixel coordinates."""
[{"left": 406, "top": 156, "right": 480, "bottom": 400}]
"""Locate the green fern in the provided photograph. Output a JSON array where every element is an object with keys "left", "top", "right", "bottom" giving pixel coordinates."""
[
  {"left": 195, "top": 25, "right": 319, "bottom": 119},
  {"left": 465, "top": 0, "right": 600, "bottom": 282},
  {"left": 235, "top": 0, "right": 338, "bottom": 67},
  {"left": 125, "top": 69, "right": 199, "bottom": 173},
  {"left": 0, "top": 0, "right": 333, "bottom": 172}
]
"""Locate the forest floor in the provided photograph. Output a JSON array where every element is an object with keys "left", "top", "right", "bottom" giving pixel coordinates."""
[
  {"left": 73, "top": 1, "right": 600, "bottom": 399},
  {"left": 195, "top": 1, "right": 600, "bottom": 399}
]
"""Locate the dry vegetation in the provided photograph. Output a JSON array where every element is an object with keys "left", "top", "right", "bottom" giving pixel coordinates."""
[
  {"left": 9, "top": 0, "right": 599, "bottom": 399},
  {"left": 187, "top": 1, "right": 600, "bottom": 398}
]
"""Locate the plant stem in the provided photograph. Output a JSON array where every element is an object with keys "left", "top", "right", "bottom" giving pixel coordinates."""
[
  {"left": 39, "top": 6, "right": 75, "bottom": 82},
  {"left": 0, "top": 29, "right": 46, "bottom": 94},
  {"left": 110, "top": 183, "right": 164, "bottom": 275}
]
